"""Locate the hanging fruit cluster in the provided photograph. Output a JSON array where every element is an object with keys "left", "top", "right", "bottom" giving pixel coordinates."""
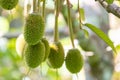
[
  {"left": 23, "top": 0, "right": 50, "bottom": 68},
  {"left": 1, "top": 0, "right": 84, "bottom": 75}
]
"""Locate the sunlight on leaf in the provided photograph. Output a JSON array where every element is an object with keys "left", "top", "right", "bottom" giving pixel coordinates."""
[
  {"left": 85, "top": 23, "right": 117, "bottom": 54},
  {"left": 114, "top": 44, "right": 120, "bottom": 57},
  {"left": 106, "top": 0, "right": 114, "bottom": 4},
  {"left": 115, "top": 45, "right": 120, "bottom": 52}
]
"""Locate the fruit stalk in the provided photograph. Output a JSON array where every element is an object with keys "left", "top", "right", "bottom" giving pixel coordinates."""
[
  {"left": 33, "top": 0, "right": 37, "bottom": 12},
  {"left": 78, "top": 0, "right": 82, "bottom": 29},
  {"left": 56, "top": 69, "right": 59, "bottom": 80},
  {"left": 54, "top": 0, "right": 59, "bottom": 42},
  {"left": 66, "top": 0, "right": 75, "bottom": 48},
  {"left": 42, "top": 0, "right": 46, "bottom": 19},
  {"left": 37, "top": 0, "right": 40, "bottom": 12}
]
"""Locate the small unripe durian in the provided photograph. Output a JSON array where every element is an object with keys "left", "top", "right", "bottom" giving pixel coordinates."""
[
  {"left": 41, "top": 38, "right": 50, "bottom": 61},
  {"left": 47, "top": 42, "right": 64, "bottom": 69},
  {"left": 65, "top": 48, "right": 84, "bottom": 73},
  {"left": 24, "top": 13, "right": 45, "bottom": 45},
  {"left": 1, "top": 0, "right": 18, "bottom": 10},
  {"left": 24, "top": 41, "right": 45, "bottom": 68}
]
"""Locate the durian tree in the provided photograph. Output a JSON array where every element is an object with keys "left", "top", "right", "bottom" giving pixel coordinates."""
[{"left": 0, "top": 0, "right": 120, "bottom": 80}]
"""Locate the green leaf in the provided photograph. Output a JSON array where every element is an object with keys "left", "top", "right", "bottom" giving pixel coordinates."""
[
  {"left": 82, "top": 29, "right": 89, "bottom": 38},
  {"left": 115, "top": 44, "right": 120, "bottom": 54},
  {"left": 113, "top": 44, "right": 120, "bottom": 56},
  {"left": 79, "top": 8, "right": 85, "bottom": 21},
  {"left": 85, "top": 23, "right": 117, "bottom": 53},
  {"left": 106, "top": 0, "right": 114, "bottom": 4}
]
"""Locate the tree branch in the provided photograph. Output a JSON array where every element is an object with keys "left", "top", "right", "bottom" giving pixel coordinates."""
[{"left": 97, "top": 0, "right": 120, "bottom": 18}]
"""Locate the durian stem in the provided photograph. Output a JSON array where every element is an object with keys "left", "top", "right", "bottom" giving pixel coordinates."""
[
  {"left": 42, "top": 0, "right": 46, "bottom": 19},
  {"left": 66, "top": 0, "right": 75, "bottom": 48},
  {"left": 56, "top": 69, "right": 59, "bottom": 80},
  {"left": 40, "top": 64, "right": 43, "bottom": 76},
  {"left": 54, "top": 0, "right": 59, "bottom": 42},
  {"left": 37, "top": 0, "right": 40, "bottom": 12},
  {"left": 33, "top": 0, "right": 37, "bottom": 12},
  {"left": 78, "top": 0, "right": 82, "bottom": 29}
]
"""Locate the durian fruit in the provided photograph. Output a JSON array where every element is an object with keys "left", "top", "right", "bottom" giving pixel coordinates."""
[
  {"left": 47, "top": 42, "right": 64, "bottom": 69},
  {"left": 24, "top": 41, "right": 45, "bottom": 68},
  {"left": 16, "top": 34, "right": 26, "bottom": 57},
  {"left": 24, "top": 13, "right": 45, "bottom": 45},
  {"left": 65, "top": 48, "right": 84, "bottom": 73},
  {"left": 41, "top": 38, "right": 50, "bottom": 61},
  {"left": 0, "top": 0, "right": 18, "bottom": 10}
]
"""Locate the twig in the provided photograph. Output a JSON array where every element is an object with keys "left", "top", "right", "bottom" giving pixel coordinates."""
[
  {"left": 97, "top": 0, "right": 120, "bottom": 18},
  {"left": 66, "top": 0, "right": 75, "bottom": 48}
]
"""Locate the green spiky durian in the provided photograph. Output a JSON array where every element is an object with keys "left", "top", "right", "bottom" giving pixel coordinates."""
[
  {"left": 41, "top": 38, "right": 50, "bottom": 61},
  {"left": 47, "top": 42, "right": 64, "bottom": 69},
  {"left": 24, "top": 13, "right": 45, "bottom": 45},
  {"left": 1, "top": 0, "right": 18, "bottom": 10},
  {"left": 65, "top": 48, "right": 84, "bottom": 73},
  {"left": 24, "top": 41, "right": 45, "bottom": 68}
]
